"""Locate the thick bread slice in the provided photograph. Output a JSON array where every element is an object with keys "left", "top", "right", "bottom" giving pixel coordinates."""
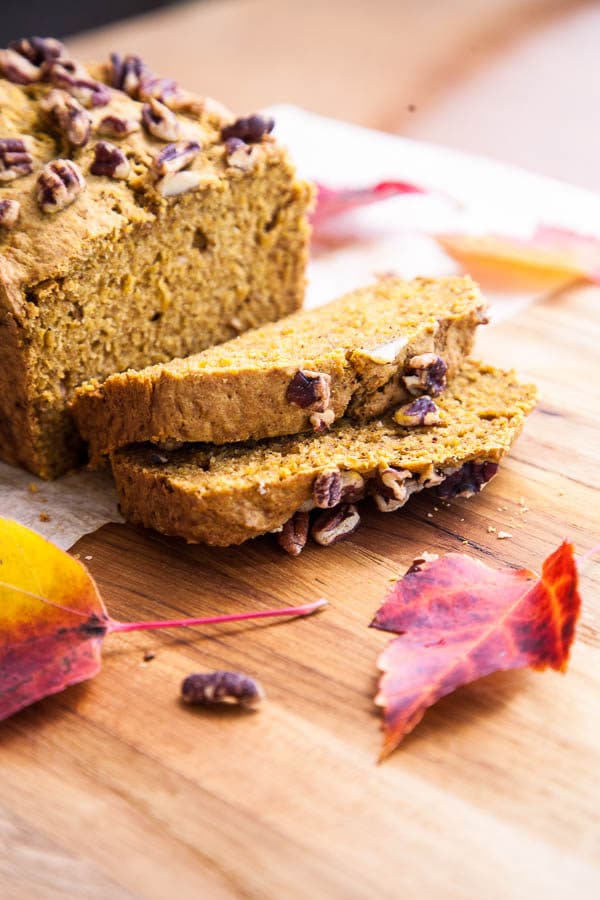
[
  {"left": 72, "top": 276, "right": 487, "bottom": 461},
  {"left": 111, "top": 360, "right": 537, "bottom": 547}
]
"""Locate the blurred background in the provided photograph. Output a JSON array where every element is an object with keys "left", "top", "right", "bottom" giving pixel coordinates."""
[{"left": 2, "top": 0, "right": 599, "bottom": 189}]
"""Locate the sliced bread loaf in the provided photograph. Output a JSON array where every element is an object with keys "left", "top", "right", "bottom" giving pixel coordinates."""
[
  {"left": 110, "top": 360, "right": 536, "bottom": 550},
  {"left": 72, "top": 276, "right": 487, "bottom": 461}
]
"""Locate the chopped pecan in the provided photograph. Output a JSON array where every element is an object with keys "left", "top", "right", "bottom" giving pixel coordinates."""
[
  {"left": 394, "top": 395, "right": 441, "bottom": 427},
  {"left": 312, "top": 504, "right": 361, "bottom": 546},
  {"left": 142, "top": 98, "right": 179, "bottom": 141},
  {"left": 436, "top": 461, "right": 499, "bottom": 499},
  {"left": 152, "top": 140, "right": 201, "bottom": 176},
  {"left": 155, "top": 169, "right": 203, "bottom": 197},
  {"left": 339, "top": 470, "right": 365, "bottom": 503},
  {"left": 45, "top": 57, "right": 111, "bottom": 107},
  {"left": 222, "top": 114, "right": 274, "bottom": 144},
  {"left": 286, "top": 369, "right": 331, "bottom": 412},
  {"left": 138, "top": 72, "right": 183, "bottom": 107},
  {"left": 90, "top": 141, "right": 130, "bottom": 179},
  {"left": 224, "top": 136, "right": 259, "bottom": 171},
  {"left": 109, "top": 53, "right": 147, "bottom": 96},
  {"left": 0, "top": 48, "right": 41, "bottom": 84},
  {"left": 41, "top": 89, "right": 91, "bottom": 148},
  {"left": 97, "top": 113, "right": 140, "bottom": 138},
  {"left": 277, "top": 511, "right": 310, "bottom": 557},
  {"left": 403, "top": 353, "right": 448, "bottom": 397},
  {"left": 0, "top": 199, "right": 20, "bottom": 229},
  {"left": 309, "top": 408, "right": 336, "bottom": 432},
  {"left": 36, "top": 159, "right": 85, "bottom": 213},
  {"left": 373, "top": 493, "right": 406, "bottom": 513},
  {"left": 8, "top": 36, "right": 64, "bottom": 65},
  {"left": 376, "top": 465, "right": 412, "bottom": 501},
  {"left": 313, "top": 470, "right": 342, "bottom": 508},
  {"left": 181, "top": 671, "right": 264, "bottom": 708},
  {"left": 0, "top": 138, "right": 33, "bottom": 182}
]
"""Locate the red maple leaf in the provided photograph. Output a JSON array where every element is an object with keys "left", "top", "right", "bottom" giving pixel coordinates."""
[{"left": 371, "top": 542, "right": 581, "bottom": 760}]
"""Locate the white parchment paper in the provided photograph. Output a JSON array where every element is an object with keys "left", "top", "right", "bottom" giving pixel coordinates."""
[{"left": 3, "top": 105, "right": 600, "bottom": 548}]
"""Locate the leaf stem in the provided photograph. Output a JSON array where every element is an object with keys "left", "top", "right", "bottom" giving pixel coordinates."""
[{"left": 108, "top": 598, "right": 328, "bottom": 634}]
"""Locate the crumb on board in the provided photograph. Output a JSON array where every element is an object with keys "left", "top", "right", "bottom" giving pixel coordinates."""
[
  {"left": 39, "top": 512, "right": 50, "bottom": 522},
  {"left": 488, "top": 525, "right": 496, "bottom": 533},
  {"left": 84, "top": 555, "right": 93, "bottom": 560},
  {"left": 427, "top": 512, "right": 434, "bottom": 518},
  {"left": 28, "top": 482, "right": 39, "bottom": 494},
  {"left": 497, "top": 531, "right": 512, "bottom": 540},
  {"left": 143, "top": 650, "right": 156, "bottom": 662}
]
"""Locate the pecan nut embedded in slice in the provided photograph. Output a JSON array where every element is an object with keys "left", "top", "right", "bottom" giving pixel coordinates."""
[
  {"left": 41, "top": 89, "right": 91, "bottom": 148},
  {"left": 221, "top": 114, "right": 274, "bottom": 144},
  {"left": 313, "top": 470, "right": 343, "bottom": 509},
  {"left": 8, "top": 36, "right": 65, "bottom": 66},
  {"left": 0, "top": 199, "right": 20, "bottom": 229},
  {"left": 0, "top": 139, "right": 33, "bottom": 182},
  {"left": 110, "top": 52, "right": 147, "bottom": 96},
  {"left": 311, "top": 503, "right": 361, "bottom": 546},
  {"left": 36, "top": 159, "right": 85, "bottom": 213},
  {"left": 376, "top": 465, "right": 412, "bottom": 502},
  {"left": 403, "top": 353, "right": 448, "bottom": 397},
  {"left": 309, "top": 408, "right": 336, "bottom": 433},
  {"left": 436, "top": 460, "right": 499, "bottom": 499},
  {"left": 155, "top": 169, "right": 203, "bottom": 197},
  {"left": 152, "top": 141, "right": 201, "bottom": 176},
  {"left": 277, "top": 511, "right": 310, "bottom": 557},
  {"left": 286, "top": 369, "right": 331, "bottom": 412},
  {"left": 142, "top": 98, "right": 180, "bottom": 142},
  {"left": 90, "top": 141, "right": 130, "bottom": 180},
  {"left": 339, "top": 470, "right": 366, "bottom": 503},
  {"left": 393, "top": 395, "right": 441, "bottom": 427},
  {"left": 224, "top": 137, "right": 259, "bottom": 171}
]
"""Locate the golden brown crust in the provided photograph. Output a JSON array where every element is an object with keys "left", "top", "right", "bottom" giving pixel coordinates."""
[
  {"left": 111, "top": 360, "right": 537, "bottom": 547},
  {"left": 72, "top": 276, "right": 487, "bottom": 461}
]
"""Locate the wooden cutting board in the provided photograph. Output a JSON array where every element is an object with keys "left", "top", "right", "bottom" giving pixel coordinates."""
[{"left": 1, "top": 282, "right": 599, "bottom": 899}]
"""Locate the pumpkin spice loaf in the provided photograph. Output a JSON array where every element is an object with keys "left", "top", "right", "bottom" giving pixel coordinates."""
[
  {"left": 0, "top": 37, "right": 312, "bottom": 479},
  {"left": 111, "top": 360, "right": 537, "bottom": 551},
  {"left": 72, "top": 275, "right": 487, "bottom": 462}
]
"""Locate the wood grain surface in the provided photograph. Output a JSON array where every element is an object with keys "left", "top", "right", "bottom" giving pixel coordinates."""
[{"left": 1, "top": 281, "right": 599, "bottom": 899}]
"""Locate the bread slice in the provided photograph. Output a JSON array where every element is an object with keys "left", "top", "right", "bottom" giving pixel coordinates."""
[
  {"left": 110, "top": 360, "right": 537, "bottom": 549},
  {"left": 72, "top": 276, "right": 487, "bottom": 462},
  {"left": 0, "top": 40, "right": 311, "bottom": 478}
]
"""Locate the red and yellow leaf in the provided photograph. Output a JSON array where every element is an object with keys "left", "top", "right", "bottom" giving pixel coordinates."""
[
  {"left": 437, "top": 225, "right": 600, "bottom": 288},
  {"left": 0, "top": 519, "right": 108, "bottom": 720},
  {"left": 312, "top": 180, "right": 425, "bottom": 225},
  {"left": 0, "top": 519, "right": 326, "bottom": 721},
  {"left": 371, "top": 542, "right": 581, "bottom": 760}
]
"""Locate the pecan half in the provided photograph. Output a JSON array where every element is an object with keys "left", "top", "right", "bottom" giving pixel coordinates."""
[
  {"left": 0, "top": 139, "right": 33, "bottom": 182},
  {"left": 0, "top": 48, "right": 41, "bottom": 84},
  {"left": 8, "top": 36, "right": 64, "bottom": 65},
  {"left": 436, "top": 461, "right": 499, "bottom": 499},
  {"left": 312, "top": 504, "right": 361, "bottom": 546},
  {"left": 313, "top": 470, "right": 342, "bottom": 508},
  {"left": 277, "top": 511, "right": 310, "bottom": 557},
  {"left": 45, "top": 58, "right": 111, "bottom": 107},
  {"left": 90, "top": 141, "right": 130, "bottom": 179},
  {"left": 97, "top": 113, "right": 140, "bottom": 138},
  {"left": 339, "top": 470, "right": 366, "bottom": 503},
  {"left": 138, "top": 72, "right": 183, "bottom": 107},
  {"left": 403, "top": 353, "right": 448, "bottom": 397},
  {"left": 373, "top": 493, "right": 406, "bottom": 513},
  {"left": 181, "top": 671, "right": 264, "bottom": 708},
  {"left": 0, "top": 199, "right": 20, "bottom": 229},
  {"left": 36, "top": 159, "right": 85, "bottom": 213},
  {"left": 376, "top": 465, "right": 412, "bottom": 502},
  {"left": 224, "top": 136, "right": 259, "bottom": 171},
  {"left": 152, "top": 140, "right": 201, "bottom": 176},
  {"left": 141, "top": 98, "right": 179, "bottom": 141},
  {"left": 221, "top": 114, "right": 274, "bottom": 144},
  {"left": 286, "top": 369, "right": 331, "bottom": 412},
  {"left": 110, "top": 53, "right": 147, "bottom": 96},
  {"left": 393, "top": 395, "right": 441, "bottom": 427},
  {"left": 155, "top": 169, "right": 203, "bottom": 197},
  {"left": 41, "top": 89, "right": 91, "bottom": 148}
]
